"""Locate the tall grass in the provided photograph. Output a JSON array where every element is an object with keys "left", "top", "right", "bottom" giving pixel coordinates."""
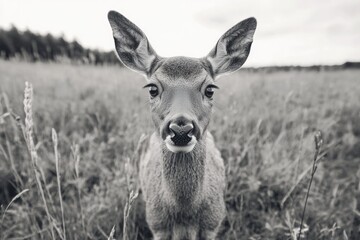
[
  {"left": 0, "top": 60, "right": 359, "bottom": 239},
  {"left": 52, "top": 128, "right": 66, "bottom": 240},
  {"left": 24, "top": 81, "right": 56, "bottom": 239},
  {"left": 298, "top": 130, "right": 323, "bottom": 239}
]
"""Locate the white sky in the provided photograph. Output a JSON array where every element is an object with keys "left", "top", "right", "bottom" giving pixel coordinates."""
[{"left": 0, "top": 0, "right": 359, "bottom": 67}]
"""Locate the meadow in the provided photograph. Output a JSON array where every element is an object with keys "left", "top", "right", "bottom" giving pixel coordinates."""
[{"left": 0, "top": 60, "right": 359, "bottom": 239}]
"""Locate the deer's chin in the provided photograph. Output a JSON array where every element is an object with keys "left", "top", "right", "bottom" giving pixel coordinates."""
[{"left": 165, "top": 135, "right": 197, "bottom": 153}]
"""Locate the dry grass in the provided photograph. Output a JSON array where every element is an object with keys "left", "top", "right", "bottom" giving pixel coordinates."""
[{"left": 0, "top": 60, "right": 360, "bottom": 239}]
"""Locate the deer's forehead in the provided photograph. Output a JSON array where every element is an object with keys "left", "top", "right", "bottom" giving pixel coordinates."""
[{"left": 153, "top": 57, "right": 208, "bottom": 86}]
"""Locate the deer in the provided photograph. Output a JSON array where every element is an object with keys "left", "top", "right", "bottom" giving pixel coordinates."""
[{"left": 107, "top": 10, "right": 257, "bottom": 240}]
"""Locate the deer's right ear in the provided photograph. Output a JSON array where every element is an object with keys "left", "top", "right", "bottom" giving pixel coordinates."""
[{"left": 108, "top": 11, "right": 161, "bottom": 76}]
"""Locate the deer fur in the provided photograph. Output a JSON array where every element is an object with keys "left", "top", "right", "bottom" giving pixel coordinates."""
[{"left": 108, "top": 11, "right": 257, "bottom": 240}]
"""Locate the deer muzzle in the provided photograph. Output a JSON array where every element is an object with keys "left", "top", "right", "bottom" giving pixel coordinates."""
[{"left": 162, "top": 115, "right": 200, "bottom": 153}]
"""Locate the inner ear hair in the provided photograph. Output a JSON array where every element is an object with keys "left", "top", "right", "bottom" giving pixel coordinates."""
[
  {"left": 205, "top": 17, "right": 257, "bottom": 78},
  {"left": 108, "top": 10, "right": 161, "bottom": 76}
]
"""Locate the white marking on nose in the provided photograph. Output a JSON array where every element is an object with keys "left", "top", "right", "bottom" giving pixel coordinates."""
[
  {"left": 165, "top": 135, "right": 197, "bottom": 153},
  {"left": 169, "top": 123, "right": 193, "bottom": 135}
]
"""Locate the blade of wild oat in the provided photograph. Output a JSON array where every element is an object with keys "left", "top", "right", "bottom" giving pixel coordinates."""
[
  {"left": 52, "top": 128, "right": 66, "bottom": 240},
  {"left": 107, "top": 225, "right": 115, "bottom": 240},
  {"left": 281, "top": 164, "right": 313, "bottom": 209},
  {"left": 1, "top": 189, "right": 29, "bottom": 222},
  {"left": 23, "top": 81, "right": 56, "bottom": 240}
]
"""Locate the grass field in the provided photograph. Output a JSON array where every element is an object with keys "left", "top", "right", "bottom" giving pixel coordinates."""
[{"left": 0, "top": 60, "right": 360, "bottom": 239}]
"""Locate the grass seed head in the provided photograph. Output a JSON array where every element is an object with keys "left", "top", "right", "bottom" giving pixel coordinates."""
[
  {"left": 314, "top": 130, "right": 323, "bottom": 151},
  {"left": 23, "top": 81, "right": 34, "bottom": 137}
]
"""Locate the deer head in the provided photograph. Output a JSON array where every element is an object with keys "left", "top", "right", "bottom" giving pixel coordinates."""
[{"left": 108, "top": 11, "right": 257, "bottom": 153}]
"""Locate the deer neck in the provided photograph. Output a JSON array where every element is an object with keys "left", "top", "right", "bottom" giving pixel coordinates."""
[{"left": 161, "top": 135, "right": 206, "bottom": 204}]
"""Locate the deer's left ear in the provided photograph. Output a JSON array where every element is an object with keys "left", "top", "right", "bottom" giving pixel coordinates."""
[
  {"left": 108, "top": 11, "right": 161, "bottom": 76},
  {"left": 204, "top": 17, "right": 257, "bottom": 78}
]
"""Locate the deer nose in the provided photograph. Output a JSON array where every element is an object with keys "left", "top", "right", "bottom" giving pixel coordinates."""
[{"left": 168, "top": 120, "right": 194, "bottom": 146}]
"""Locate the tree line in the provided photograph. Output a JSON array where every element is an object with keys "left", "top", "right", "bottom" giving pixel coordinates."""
[{"left": 0, "top": 26, "right": 121, "bottom": 65}]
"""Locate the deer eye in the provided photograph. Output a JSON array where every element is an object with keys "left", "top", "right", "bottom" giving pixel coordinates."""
[
  {"left": 205, "top": 85, "right": 218, "bottom": 99},
  {"left": 149, "top": 85, "right": 159, "bottom": 98},
  {"left": 144, "top": 84, "right": 159, "bottom": 98}
]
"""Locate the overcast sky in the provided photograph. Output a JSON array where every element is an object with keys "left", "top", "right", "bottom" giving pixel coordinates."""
[{"left": 1, "top": 0, "right": 359, "bottom": 67}]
